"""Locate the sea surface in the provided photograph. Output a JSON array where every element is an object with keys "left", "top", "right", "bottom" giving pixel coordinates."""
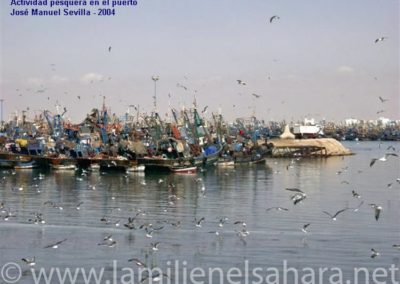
[{"left": 0, "top": 141, "right": 399, "bottom": 284}]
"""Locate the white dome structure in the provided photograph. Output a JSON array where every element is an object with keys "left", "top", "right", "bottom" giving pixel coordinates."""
[{"left": 280, "top": 125, "right": 295, "bottom": 139}]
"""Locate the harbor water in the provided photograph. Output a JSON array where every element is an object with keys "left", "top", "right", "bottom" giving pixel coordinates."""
[{"left": 0, "top": 141, "right": 399, "bottom": 283}]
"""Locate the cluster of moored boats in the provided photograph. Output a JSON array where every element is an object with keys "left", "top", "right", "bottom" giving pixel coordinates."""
[{"left": 0, "top": 105, "right": 271, "bottom": 173}]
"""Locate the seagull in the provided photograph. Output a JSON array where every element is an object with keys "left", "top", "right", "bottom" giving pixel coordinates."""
[
  {"left": 170, "top": 221, "right": 181, "bottom": 228},
  {"left": 100, "top": 216, "right": 111, "bottom": 225},
  {"left": 291, "top": 193, "right": 306, "bottom": 205},
  {"left": 370, "top": 204, "right": 382, "bottom": 221},
  {"left": 370, "top": 158, "right": 378, "bottom": 167},
  {"left": 379, "top": 156, "right": 387, "bottom": 162},
  {"left": 302, "top": 223, "right": 310, "bottom": 234},
  {"left": 145, "top": 228, "right": 154, "bottom": 238},
  {"left": 98, "top": 239, "right": 117, "bottom": 247},
  {"left": 269, "top": 15, "right": 280, "bottom": 23},
  {"left": 28, "top": 212, "right": 45, "bottom": 224},
  {"left": 374, "top": 37, "right": 387, "bottom": 43},
  {"left": 323, "top": 208, "right": 349, "bottom": 221},
  {"left": 44, "top": 239, "right": 67, "bottom": 249},
  {"left": 176, "top": 83, "right": 188, "bottom": 90},
  {"left": 352, "top": 190, "right": 361, "bottom": 198},
  {"left": 202, "top": 106, "right": 208, "bottom": 113},
  {"left": 150, "top": 242, "right": 160, "bottom": 251},
  {"left": 208, "top": 231, "right": 220, "bottom": 236},
  {"left": 376, "top": 110, "right": 385, "bottom": 114},
  {"left": 393, "top": 244, "right": 400, "bottom": 250},
  {"left": 140, "top": 272, "right": 169, "bottom": 283},
  {"left": 385, "top": 153, "right": 398, "bottom": 158},
  {"left": 124, "top": 217, "right": 137, "bottom": 230},
  {"left": 218, "top": 217, "right": 229, "bottom": 227},
  {"left": 237, "top": 80, "right": 246, "bottom": 85},
  {"left": 387, "top": 145, "right": 396, "bottom": 151},
  {"left": 251, "top": 93, "right": 261, "bottom": 98},
  {"left": 128, "top": 258, "right": 147, "bottom": 268},
  {"left": 195, "top": 217, "right": 205, "bottom": 227},
  {"left": 234, "top": 220, "right": 247, "bottom": 227},
  {"left": 236, "top": 228, "right": 250, "bottom": 240},
  {"left": 379, "top": 96, "right": 388, "bottom": 103},
  {"left": 266, "top": 207, "right": 289, "bottom": 212},
  {"left": 108, "top": 46, "right": 112, "bottom": 52},
  {"left": 371, "top": 248, "right": 380, "bottom": 258},
  {"left": 21, "top": 257, "right": 36, "bottom": 266},
  {"left": 103, "top": 234, "right": 113, "bottom": 242},
  {"left": 288, "top": 189, "right": 306, "bottom": 205},
  {"left": 285, "top": 188, "right": 305, "bottom": 194},
  {"left": 76, "top": 202, "right": 84, "bottom": 210}
]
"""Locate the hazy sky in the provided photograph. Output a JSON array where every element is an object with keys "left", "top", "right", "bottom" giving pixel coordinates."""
[{"left": 0, "top": 0, "right": 399, "bottom": 123}]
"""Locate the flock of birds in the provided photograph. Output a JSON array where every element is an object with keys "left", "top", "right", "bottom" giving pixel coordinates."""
[
  {"left": 2, "top": 12, "right": 396, "bottom": 283},
  {"left": 0, "top": 141, "right": 399, "bottom": 283},
  {"left": 11, "top": 11, "right": 391, "bottom": 121}
]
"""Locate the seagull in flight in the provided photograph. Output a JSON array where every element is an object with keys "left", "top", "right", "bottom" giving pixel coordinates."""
[
  {"left": 285, "top": 188, "right": 304, "bottom": 194},
  {"left": 385, "top": 153, "right": 398, "bottom": 158},
  {"left": 237, "top": 80, "right": 246, "bottom": 85},
  {"left": 266, "top": 207, "right": 289, "bottom": 212},
  {"left": 150, "top": 242, "right": 160, "bottom": 251},
  {"left": 374, "top": 37, "right": 387, "bottom": 43},
  {"left": 352, "top": 190, "right": 361, "bottom": 198},
  {"left": 44, "top": 239, "right": 67, "bottom": 249},
  {"left": 387, "top": 145, "right": 396, "bottom": 151},
  {"left": 108, "top": 46, "right": 112, "bottom": 52},
  {"left": 269, "top": 15, "right": 280, "bottom": 23},
  {"left": 76, "top": 202, "right": 84, "bottom": 210},
  {"left": 371, "top": 248, "right": 380, "bottom": 258},
  {"left": 370, "top": 204, "right": 382, "bottom": 221},
  {"left": 302, "top": 223, "right": 310, "bottom": 234},
  {"left": 251, "top": 93, "right": 261, "bottom": 98},
  {"left": 176, "top": 83, "right": 188, "bottom": 90},
  {"left": 98, "top": 239, "right": 117, "bottom": 247},
  {"left": 323, "top": 208, "right": 349, "bottom": 221},
  {"left": 286, "top": 188, "right": 307, "bottom": 205},
  {"left": 379, "top": 96, "right": 388, "bottom": 103},
  {"left": 124, "top": 216, "right": 137, "bottom": 230},
  {"left": 128, "top": 258, "right": 147, "bottom": 268},
  {"left": 370, "top": 158, "right": 378, "bottom": 167},
  {"left": 195, "top": 217, "right": 205, "bottom": 227},
  {"left": 21, "top": 257, "right": 36, "bottom": 266},
  {"left": 371, "top": 153, "right": 398, "bottom": 166},
  {"left": 218, "top": 217, "right": 229, "bottom": 227}
]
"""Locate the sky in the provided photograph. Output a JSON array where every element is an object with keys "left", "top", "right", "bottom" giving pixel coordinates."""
[{"left": 0, "top": 0, "right": 399, "bottom": 123}]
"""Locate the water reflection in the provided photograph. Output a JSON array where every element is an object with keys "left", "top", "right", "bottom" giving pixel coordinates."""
[{"left": 0, "top": 142, "right": 399, "bottom": 283}]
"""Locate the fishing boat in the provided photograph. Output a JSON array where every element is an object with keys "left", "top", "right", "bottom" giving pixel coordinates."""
[
  {"left": 234, "top": 153, "right": 266, "bottom": 165},
  {"left": 47, "top": 155, "right": 77, "bottom": 170},
  {"left": 171, "top": 166, "right": 197, "bottom": 174},
  {"left": 51, "top": 164, "right": 77, "bottom": 170},
  {"left": 14, "top": 160, "right": 39, "bottom": 169},
  {"left": 0, "top": 152, "right": 42, "bottom": 169},
  {"left": 216, "top": 157, "right": 235, "bottom": 167}
]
